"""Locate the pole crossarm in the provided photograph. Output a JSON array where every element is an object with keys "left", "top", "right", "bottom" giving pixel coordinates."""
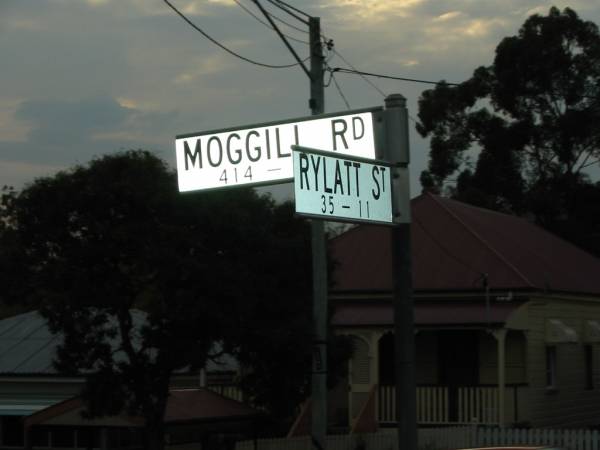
[{"left": 252, "top": 0, "right": 312, "bottom": 80}]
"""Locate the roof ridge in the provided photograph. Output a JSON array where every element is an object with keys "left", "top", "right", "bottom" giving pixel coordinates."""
[{"left": 428, "top": 193, "right": 535, "bottom": 288}]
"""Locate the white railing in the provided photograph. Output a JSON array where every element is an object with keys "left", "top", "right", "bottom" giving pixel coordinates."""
[
  {"left": 418, "top": 386, "right": 449, "bottom": 424},
  {"left": 378, "top": 385, "right": 522, "bottom": 425},
  {"left": 457, "top": 386, "right": 498, "bottom": 424},
  {"left": 379, "top": 386, "right": 450, "bottom": 424},
  {"left": 236, "top": 428, "right": 600, "bottom": 450}
]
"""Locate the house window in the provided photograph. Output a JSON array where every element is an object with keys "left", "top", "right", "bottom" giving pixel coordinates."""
[
  {"left": 546, "top": 346, "right": 557, "bottom": 388},
  {"left": 585, "top": 345, "right": 594, "bottom": 390}
]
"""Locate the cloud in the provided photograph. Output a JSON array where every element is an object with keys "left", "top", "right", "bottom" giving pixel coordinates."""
[
  {"left": 84, "top": 0, "right": 111, "bottom": 6},
  {"left": 3, "top": 0, "right": 600, "bottom": 195},
  {"left": 401, "top": 59, "right": 420, "bottom": 67},
  {"left": 15, "top": 97, "right": 132, "bottom": 146},
  {"left": 77, "top": 0, "right": 235, "bottom": 18},
  {"left": 461, "top": 18, "right": 507, "bottom": 37},
  {"left": 433, "top": 11, "right": 463, "bottom": 22},
  {"left": 93, "top": 109, "right": 180, "bottom": 143},
  {"left": 0, "top": 160, "right": 64, "bottom": 189},
  {"left": 0, "top": 96, "right": 178, "bottom": 175},
  {"left": 0, "top": 99, "right": 28, "bottom": 142},
  {"left": 4, "top": 18, "right": 44, "bottom": 31},
  {"left": 173, "top": 54, "right": 236, "bottom": 85},
  {"left": 321, "top": 0, "right": 425, "bottom": 23}
]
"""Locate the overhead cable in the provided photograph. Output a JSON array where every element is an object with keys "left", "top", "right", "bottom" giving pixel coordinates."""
[
  {"left": 163, "top": 0, "right": 303, "bottom": 69},
  {"left": 251, "top": 0, "right": 311, "bottom": 79},
  {"left": 233, "top": 0, "right": 308, "bottom": 45},
  {"left": 267, "top": 0, "right": 311, "bottom": 21},
  {"left": 333, "top": 67, "right": 460, "bottom": 86},
  {"left": 331, "top": 73, "right": 351, "bottom": 109},
  {"left": 332, "top": 49, "right": 386, "bottom": 98},
  {"left": 263, "top": 0, "right": 310, "bottom": 32}
]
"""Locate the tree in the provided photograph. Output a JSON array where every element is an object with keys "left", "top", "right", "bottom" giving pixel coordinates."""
[
  {"left": 0, "top": 150, "right": 346, "bottom": 449},
  {"left": 417, "top": 7, "right": 600, "bottom": 253}
]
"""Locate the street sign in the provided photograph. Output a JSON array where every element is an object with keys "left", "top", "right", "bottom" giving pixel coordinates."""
[
  {"left": 175, "top": 107, "right": 382, "bottom": 192},
  {"left": 292, "top": 146, "right": 394, "bottom": 225}
]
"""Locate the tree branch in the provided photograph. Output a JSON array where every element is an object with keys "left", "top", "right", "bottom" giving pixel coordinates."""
[{"left": 580, "top": 158, "right": 600, "bottom": 170}]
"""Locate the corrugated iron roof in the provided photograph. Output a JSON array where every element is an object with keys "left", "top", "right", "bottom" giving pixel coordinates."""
[
  {"left": 165, "top": 389, "right": 259, "bottom": 423},
  {"left": 0, "top": 311, "right": 60, "bottom": 375},
  {"left": 25, "top": 388, "right": 260, "bottom": 426},
  {"left": 0, "top": 311, "right": 238, "bottom": 376},
  {"left": 331, "top": 192, "right": 600, "bottom": 295}
]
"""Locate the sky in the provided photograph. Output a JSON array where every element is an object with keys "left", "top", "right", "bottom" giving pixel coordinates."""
[{"left": 1, "top": 0, "right": 599, "bottom": 201}]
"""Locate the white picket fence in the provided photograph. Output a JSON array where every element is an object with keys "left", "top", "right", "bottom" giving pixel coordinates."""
[
  {"left": 236, "top": 433, "right": 396, "bottom": 450},
  {"left": 236, "top": 427, "right": 600, "bottom": 450},
  {"left": 471, "top": 427, "right": 600, "bottom": 450}
]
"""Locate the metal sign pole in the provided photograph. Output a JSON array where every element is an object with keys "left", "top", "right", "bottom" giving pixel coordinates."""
[
  {"left": 309, "top": 16, "right": 327, "bottom": 450},
  {"left": 383, "top": 94, "right": 416, "bottom": 450}
]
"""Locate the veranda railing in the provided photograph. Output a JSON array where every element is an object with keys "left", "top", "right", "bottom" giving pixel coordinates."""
[{"left": 378, "top": 384, "right": 525, "bottom": 425}]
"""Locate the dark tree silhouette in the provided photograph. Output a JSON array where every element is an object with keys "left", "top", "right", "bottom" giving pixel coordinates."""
[
  {"left": 417, "top": 7, "right": 600, "bottom": 254},
  {"left": 0, "top": 150, "right": 349, "bottom": 449}
]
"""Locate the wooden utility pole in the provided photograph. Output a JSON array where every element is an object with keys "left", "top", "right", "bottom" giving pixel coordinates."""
[
  {"left": 309, "top": 16, "right": 327, "bottom": 450},
  {"left": 250, "top": 4, "right": 327, "bottom": 447}
]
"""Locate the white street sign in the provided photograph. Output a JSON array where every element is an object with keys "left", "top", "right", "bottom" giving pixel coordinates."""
[
  {"left": 175, "top": 108, "right": 381, "bottom": 192},
  {"left": 293, "top": 146, "right": 394, "bottom": 225}
]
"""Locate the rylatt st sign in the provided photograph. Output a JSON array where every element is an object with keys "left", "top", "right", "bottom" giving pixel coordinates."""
[
  {"left": 292, "top": 146, "right": 394, "bottom": 225},
  {"left": 175, "top": 107, "right": 382, "bottom": 192}
]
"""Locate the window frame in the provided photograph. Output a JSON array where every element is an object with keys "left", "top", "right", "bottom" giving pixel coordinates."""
[
  {"left": 585, "top": 344, "right": 594, "bottom": 390},
  {"left": 545, "top": 345, "right": 557, "bottom": 390}
]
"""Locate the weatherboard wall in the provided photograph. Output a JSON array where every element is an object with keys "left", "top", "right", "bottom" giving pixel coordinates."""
[{"left": 525, "top": 296, "right": 600, "bottom": 428}]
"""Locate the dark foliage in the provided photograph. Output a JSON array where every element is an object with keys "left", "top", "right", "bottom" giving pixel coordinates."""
[
  {"left": 417, "top": 7, "right": 600, "bottom": 255},
  {"left": 0, "top": 150, "right": 350, "bottom": 448}
]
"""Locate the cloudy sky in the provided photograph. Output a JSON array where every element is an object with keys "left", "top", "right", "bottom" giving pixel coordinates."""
[{"left": 1, "top": 0, "right": 599, "bottom": 199}]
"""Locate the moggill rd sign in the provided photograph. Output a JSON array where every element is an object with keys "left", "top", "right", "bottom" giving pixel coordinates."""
[
  {"left": 175, "top": 107, "right": 382, "bottom": 192},
  {"left": 292, "top": 146, "right": 394, "bottom": 225}
]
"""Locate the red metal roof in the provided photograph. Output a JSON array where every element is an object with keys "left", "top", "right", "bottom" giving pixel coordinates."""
[
  {"left": 330, "top": 193, "right": 600, "bottom": 295},
  {"left": 25, "top": 389, "right": 260, "bottom": 427},
  {"left": 165, "top": 389, "right": 259, "bottom": 423}
]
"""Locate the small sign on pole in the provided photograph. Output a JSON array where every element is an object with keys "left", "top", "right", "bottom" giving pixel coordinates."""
[{"left": 292, "top": 145, "right": 395, "bottom": 225}]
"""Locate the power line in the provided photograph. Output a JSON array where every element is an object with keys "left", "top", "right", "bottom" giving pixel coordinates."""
[
  {"left": 163, "top": 0, "right": 303, "bottom": 69},
  {"left": 265, "top": 0, "right": 309, "bottom": 25},
  {"left": 269, "top": 0, "right": 311, "bottom": 19},
  {"left": 330, "top": 73, "right": 350, "bottom": 109},
  {"left": 251, "top": 0, "right": 311, "bottom": 79},
  {"left": 333, "top": 67, "right": 460, "bottom": 86},
  {"left": 331, "top": 49, "right": 386, "bottom": 98},
  {"left": 233, "top": 0, "right": 308, "bottom": 45},
  {"left": 263, "top": 0, "right": 309, "bottom": 33}
]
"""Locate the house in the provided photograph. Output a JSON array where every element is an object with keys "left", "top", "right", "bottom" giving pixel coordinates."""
[
  {"left": 22, "top": 388, "right": 261, "bottom": 449},
  {"left": 329, "top": 192, "right": 600, "bottom": 430},
  {"left": 0, "top": 310, "right": 254, "bottom": 449}
]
